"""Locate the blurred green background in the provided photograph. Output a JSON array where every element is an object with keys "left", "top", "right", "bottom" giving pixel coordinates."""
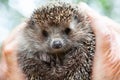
[{"left": 0, "top": 0, "right": 120, "bottom": 50}]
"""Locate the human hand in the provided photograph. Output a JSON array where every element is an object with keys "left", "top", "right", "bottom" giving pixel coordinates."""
[
  {"left": 0, "top": 23, "right": 26, "bottom": 80},
  {"left": 78, "top": 2, "right": 120, "bottom": 80}
]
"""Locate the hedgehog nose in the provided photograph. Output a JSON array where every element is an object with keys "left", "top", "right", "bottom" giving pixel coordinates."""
[{"left": 52, "top": 40, "right": 62, "bottom": 49}]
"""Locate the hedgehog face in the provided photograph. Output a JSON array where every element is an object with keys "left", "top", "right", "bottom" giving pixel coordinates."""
[
  {"left": 28, "top": 15, "right": 80, "bottom": 54},
  {"left": 42, "top": 25, "right": 71, "bottom": 53},
  {"left": 38, "top": 16, "right": 79, "bottom": 54},
  {"left": 27, "top": 3, "right": 85, "bottom": 54}
]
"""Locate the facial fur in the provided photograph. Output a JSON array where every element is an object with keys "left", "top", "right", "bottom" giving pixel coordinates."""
[{"left": 17, "top": 2, "right": 95, "bottom": 80}]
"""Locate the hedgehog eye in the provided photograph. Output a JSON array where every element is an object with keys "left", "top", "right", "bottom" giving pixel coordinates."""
[
  {"left": 42, "top": 30, "right": 48, "bottom": 37},
  {"left": 64, "top": 28, "right": 71, "bottom": 35}
]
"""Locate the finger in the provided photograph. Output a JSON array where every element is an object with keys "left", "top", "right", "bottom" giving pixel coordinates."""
[
  {"left": 0, "top": 22, "right": 27, "bottom": 80},
  {"left": 1, "top": 22, "right": 26, "bottom": 67},
  {"left": 103, "top": 16, "right": 120, "bottom": 33},
  {"left": 92, "top": 30, "right": 120, "bottom": 80},
  {"left": 1, "top": 21, "right": 27, "bottom": 67},
  {"left": 2, "top": 47, "right": 25, "bottom": 80}
]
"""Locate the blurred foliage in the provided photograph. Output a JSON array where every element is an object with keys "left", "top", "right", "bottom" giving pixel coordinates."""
[
  {"left": 97, "top": 0, "right": 113, "bottom": 17},
  {"left": 0, "top": 0, "right": 8, "bottom": 5}
]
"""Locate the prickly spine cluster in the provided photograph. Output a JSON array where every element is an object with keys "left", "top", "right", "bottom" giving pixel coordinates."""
[{"left": 31, "top": 2, "right": 78, "bottom": 26}]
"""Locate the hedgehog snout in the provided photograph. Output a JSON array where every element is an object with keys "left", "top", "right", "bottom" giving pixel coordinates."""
[{"left": 51, "top": 38, "right": 64, "bottom": 49}]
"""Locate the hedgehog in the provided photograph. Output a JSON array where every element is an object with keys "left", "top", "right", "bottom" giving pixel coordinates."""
[{"left": 17, "top": 2, "right": 96, "bottom": 80}]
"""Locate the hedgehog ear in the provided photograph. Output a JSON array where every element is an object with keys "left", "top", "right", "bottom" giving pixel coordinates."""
[
  {"left": 70, "top": 15, "right": 80, "bottom": 29},
  {"left": 74, "top": 15, "right": 80, "bottom": 23},
  {"left": 27, "top": 19, "right": 36, "bottom": 29}
]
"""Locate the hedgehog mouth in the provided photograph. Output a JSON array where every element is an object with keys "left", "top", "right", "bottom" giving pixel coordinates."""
[
  {"left": 48, "top": 46, "right": 75, "bottom": 56},
  {"left": 57, "top": 47, "right": 77, "bottom": 56}
]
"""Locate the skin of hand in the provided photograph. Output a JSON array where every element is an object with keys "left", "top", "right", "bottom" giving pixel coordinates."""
[
  {"left": 0, "top": 2, "right": 120, "bottom": 80},
  {"left": 78, "top": 2, "right": 120, "bottom": 80},
  {"left": 0, "top": 23, "right": 26, "bottom": 80}
]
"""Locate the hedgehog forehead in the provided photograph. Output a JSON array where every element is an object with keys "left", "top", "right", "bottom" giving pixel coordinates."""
[{"left": 31, "top": 3, "right": 78, "bottom": 27}]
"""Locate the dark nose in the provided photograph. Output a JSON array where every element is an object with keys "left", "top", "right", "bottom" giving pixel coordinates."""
[{"left": 52, "top": 40, "right": 62, "bottom": 49}]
